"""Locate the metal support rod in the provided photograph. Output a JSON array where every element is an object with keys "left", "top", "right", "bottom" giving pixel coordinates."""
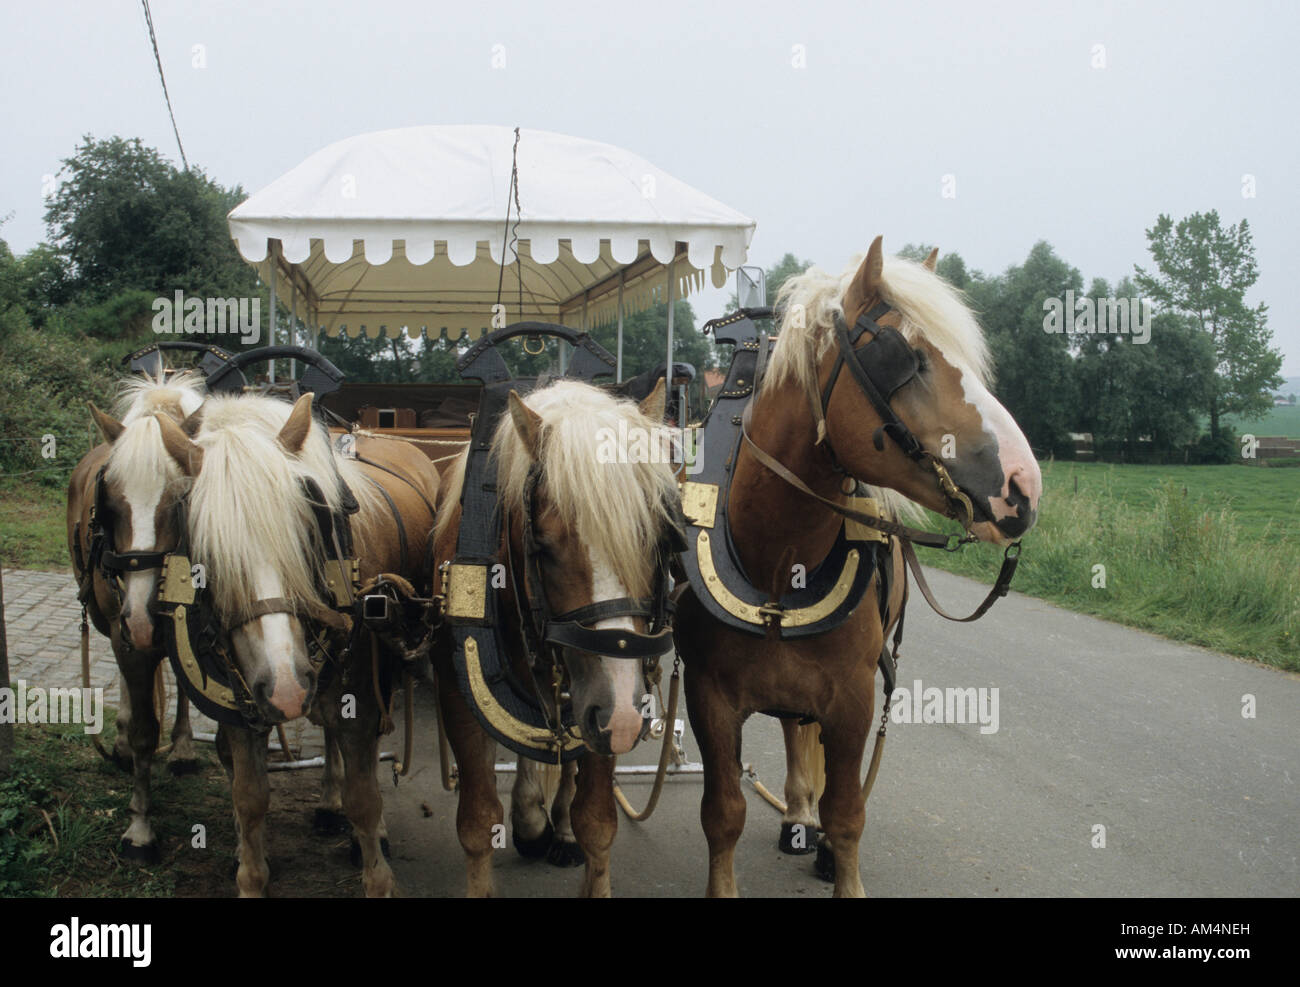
[
  {"left": 268, "top": 242, "right": 277, "bottom": 384},
  {"left": 492, "top": 762, "right": 703, "bottom": 775},
  {"left": 664, "top": 255, "right": 676, "bottom": 392},
  {"left": 616, "top": 269, "right": 625, "bottom": 383},
  {"left": 289, "top": 280, "right": 297, "bottom": 380}
]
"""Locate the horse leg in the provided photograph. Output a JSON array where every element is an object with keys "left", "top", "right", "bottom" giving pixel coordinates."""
[
  {"left": 547, "top": 760, "right": 583, "bottom": 867},
  {"left": 108, "top": 640, "right": 134, "bottom": 772},
  {"left": 570, "top": 752, "right": 617, "bottom": 898},
  {"left": 334, "top": 676, "right": 395, "bottom": 897},
  {"left": 510, "top": 757, "right": 554, "bottom": 857},
  {"left": 779, "top": 719, "right": 820, "bottom": 854},
  {"left": 312, "top": 726, "right": 350, "bottom": 835},
  {"left": 685, "top": 668, "right": 746, "bottom": 897},
  {"left": 166, "top": 686, "right": 200, "bottom": 775},
  {"left": 817, "top": 711, "right": 871, "bottom": 898},
  {"left": 225, "top": 724, "right": 272, "bottom": 897},
  {"left": 117, "top": 649, "right": 162, "bottom": 862},
  {"left": 437, "top": 668, "right": 501, "bottom": 897}
]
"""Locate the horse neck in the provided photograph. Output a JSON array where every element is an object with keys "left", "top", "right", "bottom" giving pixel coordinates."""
[{"left": 726, "top": 372, "right": 847, "bottom": 586}]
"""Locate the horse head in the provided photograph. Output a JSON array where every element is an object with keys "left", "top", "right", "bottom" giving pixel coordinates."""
[
  {"left": 775, "top": 236, "right": 1041, "bottom": 543},
  {"left": 498, "top": 379, "right": 680, "bottom": 757},
  {"left": 156, "top": 392, "right": 342, "bottom": 724},
  {"left": 85, "top": 374, "right": 204, "bottom": 651}
]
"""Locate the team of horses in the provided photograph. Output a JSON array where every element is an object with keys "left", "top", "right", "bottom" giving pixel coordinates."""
[{"left": 66, "top": 239, "right": 1041, "bottom": 897}]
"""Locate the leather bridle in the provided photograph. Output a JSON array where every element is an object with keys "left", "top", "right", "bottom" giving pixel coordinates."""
[
  {"left": 511, "top": 462, "right": 681, "bottom": 669},
  {"left": 739, "top": 299, "right": 1022, "bottom": 623}
]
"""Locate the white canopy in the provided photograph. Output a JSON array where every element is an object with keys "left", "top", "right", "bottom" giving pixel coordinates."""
[{"left": 227, "top": 125, "right": 755, "bottom": 339}]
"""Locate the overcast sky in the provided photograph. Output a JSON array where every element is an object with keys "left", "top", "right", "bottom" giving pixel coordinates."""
[{"left": 3, "top": 0, "right": 1296, "bottom": 375}]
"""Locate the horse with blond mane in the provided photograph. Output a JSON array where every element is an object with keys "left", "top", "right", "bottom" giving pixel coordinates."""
[
  {"left": 432, "top": 376, "right": 682, "bottom": 897},
  {"left": 674, "top": 238, "right": 1041, "bottom": 897},
  {"left": 155, "top": 391, "right": 440, "bottom": 896},
  {"left": 67, "top": 371, "right": 207, "bottom": 862}
]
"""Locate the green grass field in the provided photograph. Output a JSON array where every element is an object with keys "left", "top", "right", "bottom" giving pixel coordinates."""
[
  {"left": 1220, "top": 403, "right": 1300, "bottom": 439},
  {"left": 922, "top": 460, "right": 1299, "bottom": 671}
]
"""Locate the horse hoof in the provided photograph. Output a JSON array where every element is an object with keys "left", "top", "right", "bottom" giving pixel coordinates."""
[
  {"left": 813, "top": 839, "right": 835, "bottom": 883},
  {"left": 119, "top": 839, "right": 159, "bottom": 865},
  {"left": 313, "top": 809, "right": 350, "bottom": 836},
  {"left": 778, "top": 822, "right": 819, "bottom": 855},
  {"left": 545, "top": 839, "right": 585, "bottom": 868},
  {"left": 512, "top": 819, "right": 555, "bottom": 859},
  {"left": 349, "top": 837, "right": 392, "bottom": 867},
  {"left": 167, "top": 757, "right": 201, "bottom": 776}
]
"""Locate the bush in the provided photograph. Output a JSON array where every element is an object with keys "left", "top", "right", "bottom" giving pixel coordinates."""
[
  {"left": 1189, "top": 429, "right": 1238, "bottom": 464},
  {"left": 0, "top": 325, "right": 115, "bottom": 485}
]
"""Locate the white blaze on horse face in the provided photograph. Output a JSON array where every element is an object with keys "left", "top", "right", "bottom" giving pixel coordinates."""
[
  {"left": 585, "top": 546, "right": 644, "bottom": 756},
  {"left": 957, "top": 370, "right": 1042, "bottom": 521},
  {"left": 121, "top": 473, "right": 167, "bottom": 651},
  {"left": 231, "top": 563, "right": 310, "bottom": 720}
]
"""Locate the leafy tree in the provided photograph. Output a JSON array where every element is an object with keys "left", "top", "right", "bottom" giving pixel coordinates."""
[
  {"left": 43, "top": 135, "right": 259, "bottom": 311},
  {"left": 1134, "top": 211, "right": 1282, "bottom": 441},
  {"left": 965, "top": 241, "right": 1081, "bottom": 458}
]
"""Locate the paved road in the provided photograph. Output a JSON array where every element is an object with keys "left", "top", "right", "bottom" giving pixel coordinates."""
[
  {"left": 383, "top": 568, "right": 1300, "bottom": 897},
  {"left": 5, "top": 566, "right": 1297, "bottom": 896}
]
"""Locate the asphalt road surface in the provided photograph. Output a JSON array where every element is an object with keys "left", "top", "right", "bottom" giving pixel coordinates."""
[{"left": 382, "top": 567, "right": 1299, "bottom": 897}]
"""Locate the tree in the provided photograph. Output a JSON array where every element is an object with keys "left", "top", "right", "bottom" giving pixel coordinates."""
[
  {"left": 1134, "top": 211, "right": 1282, "bottom": 441},
  {"left": 1074, "top": 276, "right": 1215, "bottom": 460},
  {"left": 965, "top": 241, "right": 1082, "bottom": 458},
  {"left": 43, "top": 135, "right": 258, "bottom": 311}
]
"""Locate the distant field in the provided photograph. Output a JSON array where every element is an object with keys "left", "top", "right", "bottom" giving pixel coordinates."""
[
  {"left": 1043, "top": 460, "right": 1300, "bottom": 541},
  {"left": 1220, "top": 404, "right": 1300, "bottom": 439}
]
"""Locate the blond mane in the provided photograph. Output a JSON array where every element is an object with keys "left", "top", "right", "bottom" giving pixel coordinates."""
[
  {"left": 766, "top": 254, "right": 993, "bottom": 523},
  {"left": 435, "top": 380, "right": 679, "bottom": 597},
  {"left": 188, "top": 393, "right": 379, "bottom": 621},
  {"left": 104, "top": 371, "right": 206, "bottom": 500}
]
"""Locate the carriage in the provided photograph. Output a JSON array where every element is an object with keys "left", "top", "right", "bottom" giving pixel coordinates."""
[{"left": 72, "top": 125, "right": 1039, "bottom": 896}]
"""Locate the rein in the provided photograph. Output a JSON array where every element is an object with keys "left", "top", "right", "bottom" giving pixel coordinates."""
[{"left": 737, "top": 300, "right": 1022, "bottom": 625}]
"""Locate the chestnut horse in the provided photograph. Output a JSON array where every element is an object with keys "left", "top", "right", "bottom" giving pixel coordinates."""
[
  {"left": 674, "top": 238, "right": 1041, "bottom": 897},
  {"left": 432, "top": 378, "right": 680, "bottom": 897},
  {"left": 155, "top": 391, "right": 440, "bottom": 896},
  {"left": 67, "top": 372, "right": 205, "bottom": 861}
]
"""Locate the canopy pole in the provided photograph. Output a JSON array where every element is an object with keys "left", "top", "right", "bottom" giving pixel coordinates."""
[
  {"left": 289, "top": 279, "right": 297, "bottom": 381},
  {"left": 268, "top": 243, "right": 277, "bottom": 385},
  {"left": 616, "top": 270, "right": 625, "bottom": 383},
  {"left": 311, "top": 305, "right": 319, "bottom": 351},
  {"left": 664, "top": 255, "right": 676, "bottom": 395}
]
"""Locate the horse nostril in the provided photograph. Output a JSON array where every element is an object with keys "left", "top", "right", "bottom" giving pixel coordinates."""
[
  {"left": 1007, "top": 473, "right": 1027, "bottom": 508},
  {"left": 584, "top": 706, "right": 605, "bottom": 738}
]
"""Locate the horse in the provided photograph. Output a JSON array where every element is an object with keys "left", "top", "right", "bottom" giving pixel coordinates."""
[
  {"left": 673, "top": 237, "right": 1042, "bottom": 897},
  {"left": 154, "top": 391, "right": 441, "bottom": 896},
  {"left": 431, "top": 378, "right": 681, "bottom": 897},
  {"left": 66, "top": 371, "right": 206, "bottom": 862}
]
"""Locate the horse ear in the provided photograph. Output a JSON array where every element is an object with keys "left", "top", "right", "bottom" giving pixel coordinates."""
[
  {"left": 179, "top": 405, "right": 204, "bottom": 437},
  {"left": 843, "top": 235, "right": 885, "bottom": 319},
  {"left": 507, "top": 390, "right": 542, "bottom": 458},
  {"left": 88, "top": 403, "right": 125, "bottom": 444},
  {"left": 923, "top": 247, "right": 939, "bottom": 272},
  {"left": 277, "top": 392, "right": 314, "bottom": 454},
  {"left": 155, "top": 412, "right": 204, "bottom": 476},
  {"left": 639, "top": 377, "right": 667, "bottom": 423}
]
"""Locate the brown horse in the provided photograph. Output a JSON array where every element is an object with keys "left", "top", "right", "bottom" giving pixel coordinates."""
[
  {"left": 674, "top": 238, "right": 1041, "bottom": 897},
  {"left": 66, "top": 372, "right": 206, "bottom": 861},
  {"left": 431, "top": 378, "right": 680, "bottom": 897},
  {"left": 155, "top": 391, "right": 440, "bottom": 896}
]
